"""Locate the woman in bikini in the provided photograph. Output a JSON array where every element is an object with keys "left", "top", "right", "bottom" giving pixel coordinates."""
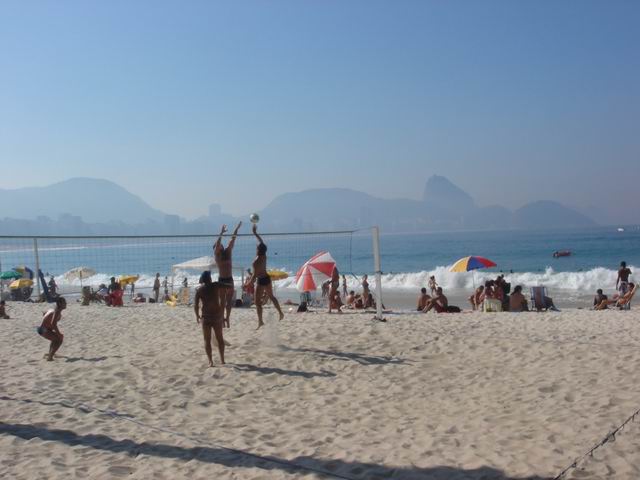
[
  {"left": 38, "top": 297, "right": 67, "bottom": 361},
  {"left": 248, "top": 224, "right": 284, "bottom": 329}
]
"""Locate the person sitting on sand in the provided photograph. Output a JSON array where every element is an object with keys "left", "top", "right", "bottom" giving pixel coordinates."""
[
  {"left": 418, "top": 288, "right": 431, "bottom": 311},
  {"left": 595, "top": 283, "right": 637, "bottom": 310},
  {"left": 482, "top": 281, "right": 495, "bottom": 301},
  {"left": 593, "top": 289, "right": 608, "bottom": 309},
  {"left": 509, "top": 285, "right": 529, "bottom": 312},
  {"left": 423, "top": 287, "right": 448, "bottom": 313},
  {"left": 428, "top": 275, "right": 438, "bottom": 296},
  {"left": 344, "top": 290, "right": 356, "bottom": 308},
  {"left": 247, "top": 224, "right": 284, "bottom": 329},
  {"left": 37, "top": 297, "right": 66, "bottom": 361},
  {"left": 469, "top": 285, "right": 484, "bottom": 311},
  {"left": 0, "top": 300, "right": 10, "bottom": 319},
  {"left": 194, "top": 271, "right": 234, "bottom": 366}
]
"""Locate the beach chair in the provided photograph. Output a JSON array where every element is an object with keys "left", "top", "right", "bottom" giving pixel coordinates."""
[
  {"left": 483, "top": 298, "right": 502, "bottom": 312},
  {"left": 530, "top": 286, "right": 548, "bottom": 312}
]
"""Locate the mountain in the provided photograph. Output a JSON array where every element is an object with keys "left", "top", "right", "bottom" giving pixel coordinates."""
[
  {"left": 0, "top": 178, "right": 165, "bottom": 224},
  {"left": 0, "top": 176, "right": 598, "bottom": 234},
  {"left": 422, "top": 175, "right": 476, "bottom": 217},
  {"left": 514, "top": 201, "right": 595, "bottom": 229},
  {"left": 258, "top": 188, "right": 427, "bottom": 231}
]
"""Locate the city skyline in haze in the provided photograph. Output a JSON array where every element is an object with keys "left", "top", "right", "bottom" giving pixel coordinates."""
[{"left": 1, "top": 1, "right": 638, "bottom": 223}]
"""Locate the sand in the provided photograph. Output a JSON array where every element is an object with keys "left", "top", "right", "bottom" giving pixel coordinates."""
[{"left": 1, "top": 301, "right": 640, "bottom": 480}]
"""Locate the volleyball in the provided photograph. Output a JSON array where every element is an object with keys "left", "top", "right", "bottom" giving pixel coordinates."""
[{"left": 249, "top": 213, "right": 260, "bottom": 224}]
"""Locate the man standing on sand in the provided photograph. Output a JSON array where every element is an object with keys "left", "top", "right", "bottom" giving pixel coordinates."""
[
  {"left": 617, "top": 261, "right": 632, "bottom": 295},
  {"left": 162, "top": 276, "right": 169, "bottom": 300},
  {"left": 341, "top": 275, "right": 348, "bottom": 298},
  {"left": 328, "top": 266, "right": 340, "bottom": 313},
  {"left": 247, "top": 224, "right": 284, "bottom": 329},
  {"left": 194, "top": 271, "right": 234, "bottom": 366},
  {"left": 37, "top": 297, "right": 66, "bottom": 361},
  {"left": 214, "top": 222, "right": 242, "bottom": 328},
  {"left": 153, "top": 273, "right": 161, "bottom": 303}
]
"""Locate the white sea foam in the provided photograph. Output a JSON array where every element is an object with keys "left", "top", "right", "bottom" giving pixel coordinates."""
[{"left": 50, "top": 265, "right": 635, "bottom": 295}]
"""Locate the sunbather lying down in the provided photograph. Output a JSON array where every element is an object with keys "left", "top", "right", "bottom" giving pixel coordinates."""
[{"left": 595, "top": 283, "right": 637, "bottom": 310}]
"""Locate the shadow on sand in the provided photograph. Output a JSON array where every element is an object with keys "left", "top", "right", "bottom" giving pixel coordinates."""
[
  {"left": 0, "top": 422, "right": 550, "bottom": 480},
  {"left": 281, "top": 346, "right": 408, "bottom": 366},
  {"left": 231, "top": 363, "right": 336, "bottom": 379},
  {"left": 61, "top": 355, "right": 118, "bottom": 363},
  {"left": 0, "top": 396, "right": 135, "bottom": 419}
]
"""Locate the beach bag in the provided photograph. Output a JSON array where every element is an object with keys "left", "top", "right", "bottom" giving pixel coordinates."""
[
  {"left": 297, "top": 302, "right": 308, "bottom": 313},
  {"left": 446, "top": 305, "right": 461, "bottom": 313}
]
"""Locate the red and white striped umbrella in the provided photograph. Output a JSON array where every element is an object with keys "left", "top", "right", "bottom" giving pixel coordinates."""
[{"left": 295, "top": 251, "right": 336, "bottom": 292}]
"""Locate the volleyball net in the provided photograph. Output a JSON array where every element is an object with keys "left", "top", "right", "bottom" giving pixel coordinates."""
[{"left": 0, "top": 228, "right": 382, "bottom": 314}]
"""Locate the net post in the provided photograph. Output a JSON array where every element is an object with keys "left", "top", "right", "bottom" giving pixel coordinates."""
[
  {"left": 371, "top": 226, "right": 384, "bottom": 321},
  {"left": 33, "top": 238, "right": 41, "bottom": 298}
]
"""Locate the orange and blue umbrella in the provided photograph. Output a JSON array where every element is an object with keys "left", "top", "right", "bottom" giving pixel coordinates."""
[{"left": 450, "top": 256, "right": 497, "bottom": 272}]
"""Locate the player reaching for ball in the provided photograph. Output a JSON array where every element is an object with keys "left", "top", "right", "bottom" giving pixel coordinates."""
[
  {"left": 247, "top": 223, "right": 284, "bottom": 329},
  {"left": 214, "top": 222, "right": 241, "bottom": 327}
]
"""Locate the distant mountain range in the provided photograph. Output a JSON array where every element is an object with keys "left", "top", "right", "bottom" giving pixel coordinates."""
[
  {"left": 0, "top": 176, "right": 596, "bottom": 235},
  {"left": 0, "top": 178, "right": 165, "bottom": 224}
]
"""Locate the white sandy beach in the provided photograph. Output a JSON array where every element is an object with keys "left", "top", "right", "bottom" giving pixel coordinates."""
[{"left": 1, "top": 302, "right": 640, "bottom": 480}]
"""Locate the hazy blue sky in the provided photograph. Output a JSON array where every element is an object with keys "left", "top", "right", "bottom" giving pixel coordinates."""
[{"left": 1, "top": 1, "right": 638, "bottom": 220}]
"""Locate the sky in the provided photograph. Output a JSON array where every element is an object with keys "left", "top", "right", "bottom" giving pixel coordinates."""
[{"left": 1, "top": 0, "right": 638, "bottom": 222}]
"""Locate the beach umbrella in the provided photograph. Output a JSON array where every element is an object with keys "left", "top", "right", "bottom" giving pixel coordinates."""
[
  {"left": 267, "top": 270, "right": 289, "bottom": 281},
  {"left": 64, "top": 266, "right": 96, "bottom": 288},
  {"left": 450, "top": 256, "right": 497, "bottom": 288},
  {"left": 13, "top": 266, "right": 34, "bottom": 279},
  {"left": 295, "top": 251, "right": 336, "bottom": 292},
  {"left": 9, "top": 278, "right": 34, "bottom": 289},
  {"left": 119, "top": 275, "right": 139, "bottom": 286},
  {"left": 0, "top": 270, "right": 22, "bottom": 280},
  {"left": 450, "top": 256, "right": 497, "bottom": 272}
]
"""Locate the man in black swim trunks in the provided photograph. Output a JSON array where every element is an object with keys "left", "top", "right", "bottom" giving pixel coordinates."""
[
  {"left": 194, "top": 271, "right": 234, "bottom": 366},
  {"left": 214, "top": 222, "right": 242, "bottom": 327},
  {"left": 617, "top": 261, "right": 632, "bottom": 295},
  {"left": 247, "top": 224, "right": 284, "bottom": 329}
]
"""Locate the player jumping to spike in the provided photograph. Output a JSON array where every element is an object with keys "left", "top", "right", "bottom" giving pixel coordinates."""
[
  {"left": 214, "top": 222, "right": 242, "bottom": 327},
  {"left": 248, "top": 223, "right": 284, "bottom": 329}
]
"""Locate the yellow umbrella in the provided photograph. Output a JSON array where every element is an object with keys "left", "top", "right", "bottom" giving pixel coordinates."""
[
  {"left": 119, "top": 275, "right": 139, "bottom": 286},
  {"left": 9, "top": 278, "right": 34, "bottom": 289},
  {"left": 268, "top": 270, "right": 288, "bottom": 281}
]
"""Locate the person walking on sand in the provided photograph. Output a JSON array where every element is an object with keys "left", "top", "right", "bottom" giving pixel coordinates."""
[
  {"left": 194, "top": 271, "right": 234, "bottom": 366},
  {"left": 617, "top": 261, "right": 632, "bottom": 295},
  {"left": 162, "top": 276, "right": 169, "bottom": 300},
  {"left": 0, "top": 300, "right": 10, "bottom": 319},
  {"left": 247, "top": 224, "right": 284, "bottom": 329},
  {"left": 214, "top": 222, "right": 242, "bottom": 328},
  {"left": 428, "top": 275, "right": 438, "bottom": 296},
  {"left": 37, "top": 297, "right": 66, "bottom": 361},
  {"left": 361, "top": 274, "right": 371, "bottom": 307},
  {"left": 153, "top": 273, "right": 161, "bottom": 303},
  {"left": 328, "top": 266, "right": 340, "bottom": 313}
]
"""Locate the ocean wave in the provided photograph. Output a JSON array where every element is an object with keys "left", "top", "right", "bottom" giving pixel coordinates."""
[
  {"left": 378, "top": 265, "right": 633, "bottom": 292},
  {"left": 48, "top": 265, "right": 634, "bottom": 294}
]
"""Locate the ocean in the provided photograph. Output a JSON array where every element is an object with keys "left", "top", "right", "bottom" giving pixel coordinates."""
[{"left": 0, "top": 226, "right": 638, "bottom": 309}]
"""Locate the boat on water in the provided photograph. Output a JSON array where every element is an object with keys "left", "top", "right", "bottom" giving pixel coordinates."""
[
  {"left": 553, "top": 250, "right": 572, "bottom": 258},
  {"left": 618, "top": 227, "right": 625, "bottom": 232}
]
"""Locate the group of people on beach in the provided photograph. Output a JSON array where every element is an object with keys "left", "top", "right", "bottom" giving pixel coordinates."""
[{"left": 593, "top": 261, "right": 636, "bottom": 310}]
